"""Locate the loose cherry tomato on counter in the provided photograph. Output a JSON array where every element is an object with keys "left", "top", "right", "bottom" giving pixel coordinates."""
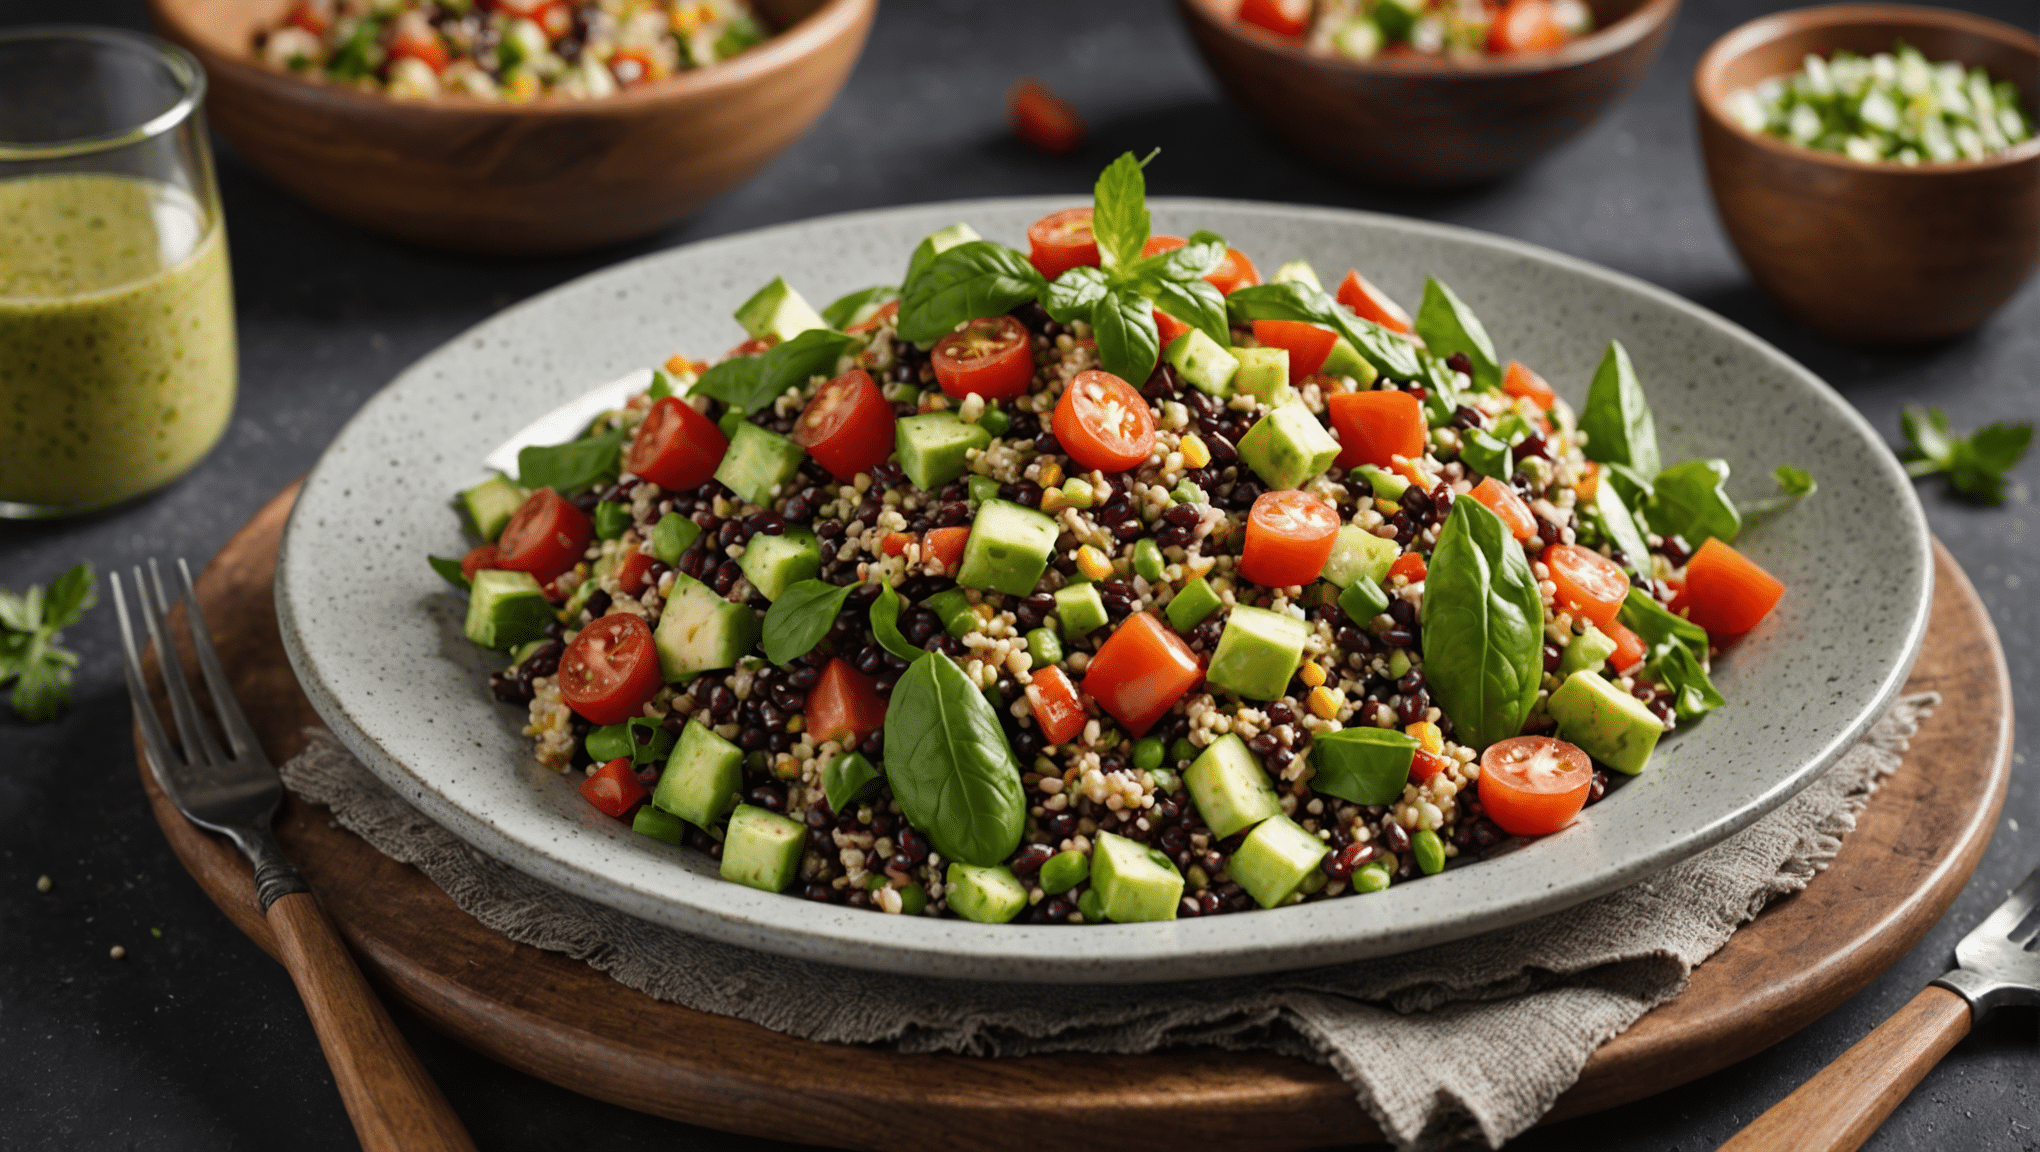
[
  {"left": 807, "top": 658, "right": 887, "bottom": 747},
  {"left": 1240, "top": 490, "right": 1341, "bottom": 588},
  {"left": 1251, "top": 319, "right": 1338, "bottom": 381},
  {"left": 580, "top": 757, "right": 647, "bottom": 819},
  {"left": 932, "top": 316, "right": 1035, "bottom": 400},
  {"left": 1478, "top": 736, "right": 1594, "bottom": 836},
  {"left": 616, "top": 549, "right": 657, "bottom": 597},
  {"left": 1053, "top": 369, "right": 1156, "bottom": 473},
  {"left": 1327, "top": 388, "right": 1426, "bottom": 470},
  {"left": 1502, "top": 359, "right": 1559, "bottom": 410},
  {"left": 1012, "top": 79, "right": 1085, "bottom": 155},
  {"left": 629, "top": 395, "right": 729, "bottom": 492},
  {"left": 557, "top": 614, "right": 663, "bottom": 726},
  {"left": 496, "top": 488, "right": 593, "bottom": 586},
  {"left": 1336, "top": 270, "right": 1413, "bottom": 334},
  {"left": 1681, "top": 538, "right": 1785, "bottom": 635},
  {"left": 1026, "top": 665, "right": 1088, "bottom": 746},
  {"left": 1544, "top": 543, "right": 1629, "bottom": 628},
  {"left": 1466, "top": 477, "right": 1539, "bottom": 542},
  {"left": 1027, "top": 207, "right": 1099, "bottom": 280},
  {"left": 1238, "top": 0, "right": 1311, "bottom": 37},
  {"left": 1389, "top": 551, "right": 1428, "bottom": 585},
  {"left": 1489, "top": 0, "right": 1569, "bottom": 52},
  {"left": 1604, "top": 618, "right": 1648, "bottom": 673},
  {"left": 1080, "top": 613, "right": 1203, "bottom": 736},
  {"left": 792, "top": 368, "right": 895, "bottom": 480},
  {"left": 923, "top": 526, "right": 972, "bottom": 572},
  {"left": 460, "top": 544, "right": 500, "bottom": 582}
]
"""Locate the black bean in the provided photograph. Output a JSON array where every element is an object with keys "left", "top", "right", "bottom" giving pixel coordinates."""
[
  {"left": 1397, "top": 691, "right": 1430, "bottom": 725},
  {"left": 736, "top": 727, "right": 768, "bottom": 751},
  {"left": 1542, "top": 643, "right": 1563, "bottom": 673},
  {"left": 936, "top": 501, "right": 970, "bottom": 527},
  {"left": 897, "top": 825, "right": 929, "bottom": 863},
  {"left": 1246, "top": 732, "right": 1278, "bottom": 757},
  {"left": 1382, "top": 627, "right": 1417, "bottom": 649},
  {"left": 1205, "top": 431, "right": 1238, "bottom": 464},
  {"left": 1010, "top": 843, "right": 1054, "bottom": 875},
  {"left": 1046, "top": 812, "right": 1078, "bottom": 838},
  {"left": 1034, "top": 431, "right": 1062, "bottom": 455},
  {"left": 1265, "top": 700, "right": 1296, "bottom": 727},
  {"left": 805, "top": 802, "right": 834, "bottom": 830},
  {"left": 1388, "top": 599, "right": 1416, "bottom": 627},
  {"left": 581, "top": 590, "right": 611, "bottom": 619},
  {"left": 1324, "top": 842, "right": 1372, "bottom": 880},
  {"left": 1163, "top": 502, "right": 1201, "bottom": 527},
  {"left": 1444, "top": 352, "right": 1473, "bottom": 377},
  {"left": 1040, "top": 896, "right": 1071, "bottom": 922},
  {"left": 1660, "top": 535, "right": 1692, "bottom": 566},
  {"left": 1401, "top": 484, "right": 1432, "bottom": 516},
  {"left": 859, "top": 729, "right": 885, "bottom": 759},
  {"left": 1392, "top": 511, "right": 1416, "bottom": 546},
  {"left": 1516, "top": 434, "right": 1549, "bottom": 461},
  {"left": 789, "top": 665, "right": 821, "bottom": 691},
  {"left": 1537, "top": 518, "right": 1561, "bottom": 547},
  {"left": 747, "top": 783, "right": 786, "bottom": 812},
  {"left": 1397, "top": 668, "right": 1426, "bottom": 694},
  {"left": 1381, "top": 821, "right": 1412, "bottom": 855},
  {"left": 1015, "top": 593, "right": 1056, "bottom": 630}
]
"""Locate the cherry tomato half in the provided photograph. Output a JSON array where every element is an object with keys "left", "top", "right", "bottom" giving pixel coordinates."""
[
  {"left": 923, "top": 526, "right": 971, "bottom": 573},
  {"left": 1238, "top": 0, "right": 1310, "bottom": 37},
  {"left": 616, "top": 549, "right": 657, "bottom": 597},
  {"left": 460, "top": 544, "right": 500, "bottom": 582},
  {"left": 933, "top": 315, "right": 1035, "bottom": 400},
  {"left": 580, "top": 757, "right": 647, "bottom": 819},
  {"left": 1682, "top": 537, "right": 1786, "bottom": 635},
  {"left": 1604, "top": 617, "right": 1648, "bottom": 673},
  {"left": 1141, "top": 236, "right": 1259, "bottom": 296},
  {"left": 1326, "top": 388, "right": 1426, "bottom": 470},
  {"left": 387, "top": 14, "right": 450, "bottom": 72},
  {"left": 1027, "top": 208, "right": 1099, "bottom": 280},
  {"left": 807, "top": 657, "right": 887, "bottom": 747},
  {"left": 558, "top": 614, "right": 663, "bottom": 726},
  {"left": 1011, "top": 79, "right": 1085, "bottom": 155},
  {"left": 1026, "top": 664, "right": 1087, "bottom": 746},
  {"left": 1489, "top": 0, "right": 1570, "bottom": 52},
  {"left": 1252, "top": 319, "right": 1338, "bottom": 382},
  {"left": 1336, "top": 270, "right": 1413, "bottom": 334},
  {"left": 1081, "top": 613, "right": 1203, "bottom": 736},
  {"left": 629, "top": 395, "right": 729, "bottom": 492},
  {"left": 496, "top": 488, "right": 593, "bottom": 586},
  {"left": 1466, "top": 477, "right": 1539, "bottom": 542},
  {"left": 1390, "top": 551, "right": 1428, "bottom": 585},
  {"left": 792, "top": 368, "right": 895, "bottom": 480},
  {"left": 1502, "top": 360, "right": 1558, "bottom": 410},
  {"left": 609, "top": 45, "right": 660, "bottom": 87},
  {"left": 1477, "top": 736, "right": 1593, "bottom": 836},
  {"left": 1544, "top": 543, "right": 1629, "bottom": 628},
  {"left": 1053, "top": 369, "right": 1156, "bottom": 473},
  {"left": 1154, "top": 309, "right": 1193, "bottom": 349},
  {"left": 1240, "top": 490, "right": 1341, "bottom": 588}
]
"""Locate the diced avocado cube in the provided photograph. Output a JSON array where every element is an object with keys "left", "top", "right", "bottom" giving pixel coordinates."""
[
  {"left": 736, "top": 526, "right": 819, "bottom": 602},
  {"left": 1236, "top": 399, "right": 1340, "bottom": 491},
  {"left": 720, "top": 803, "right": 808, "bottom": 892},
  {"left": 654, "top": 720, "right": 745, "bottom": 829},
  {"left": 958, "top": 499, "right": 1059, "bottom": 597},
  {"left": 1230, "top": 346, "right": 1294, "bottom": 407},
  {"left": 904, "top": 223, "right": 981, "bottom": 287},
  {"left": 463, "top": 569, "right": 553, "bottom": 651},
  {"left": 1338, "top": 577, "right": 1391, "bottom": 626},
  {"left": 1054, "top": 582, "right": 1109, "bottom": 640},
  {"left": 1309, "top": 727, "right": 1419, "bottom": 806},
  {"left": 713, "top": 422, "right": 805, "bottom": 507},
  {"left": 1355, "top": 463, "right": 1409, "bottom": 500},
  {"left": 1320, "top": 523, "right": 1398, "bottom": 588},
  {"left": 1270, "top": 260, "right": 1321, "bottom": 290},
  {"left": 967, "top": 474, "right": 1001, "bottom": 508},
  {"left": 654, "top": 572, "right": 761, "bottom": 680},
  {"left": 1183, "top": 733, "right": 1282, "bottom": 839},
  {"left": 1318, "top": 338, "right": 1380, "bottom": 388},
  {"left": 632, "top": 804, "right": 688, "bottom": 846},
  {"left": 823, "top": 751, "right": 884, "bottom": 813},
  {"left": 1549, "top": 670, "right": 1664, "bottom": 775},
  {"left": 1165, "top": 576, "right": 1222, "bottom": 632},
  {"left": 461, "top": 475, "right": 528, "bottom": 542},
  {"left": 1560, "top": 625, "right": 1619, "bottom": 678},
  {"left": 1038, "top": 849, "right": 1089, "bottom": 895},
  {"left": 895, "top": 412, "right": 991, "bottom": 492},
  {"left": 651, "top": 512, "right": 702, "bottom": 564},
  {"left": 1231, "top": 814, "right": 1331, "bottom": 908},
  {"left": 922, "top": 588, "right": 979, "bottom": 638},
  {"left": 1089, "top": 831, "right": 1184, "bottom": 923},
  {"left": 734, "top": 277, "right": 827, "bottom": 343},
  {"left": 1206, "top": 605, "right": 1309, "bottom": 701},
  {"left": 945, "top": 862, "right": 1028, "bottom": 923},
  {"left": 1165, "top": 329, "right": 1239, "bottom": 396}
]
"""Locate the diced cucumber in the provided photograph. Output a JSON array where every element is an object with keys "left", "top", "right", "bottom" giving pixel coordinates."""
[
  {"left": 461, "top": 475, "right": 528, "bottom": 542},
  {"left": 1318, "top": 337, "right": 1380, "bottom": 388},
  {"left": 734, "top": 277, "right": 827, "bottom": 343},
  {"left": 653, "top": 720, "right": 744, "bottom": 829},
  {"left": 594, "top": 500, "right": 631, "bottom": 541},
  {"left": 654, "top": 572, "right": 761, "bottom": 680},
  {"left": 736, "top": 526, "right": 819, "bottom": 602},
  {"left": 463, "top": 569, "right": 553, "bottom": 651},
  {"left": 1236, "top": 399, "right": 1340, "bottom": 491},
  {"left": 721, "top": 804, "right": 808, "bottom": 892},
  {"left": 1055, "top": 582, "right": 1109, "bottom": 640},
  {"left": 1038, "top": 849, "right": 1089, "bottom": 895},
  {"left": 922, "top": 588, "right": 979, "bottom": 638},
  {"left": 1231, "top": 814, "right": 1331, "bottom": 908},
  {"left": 895, "top": 412, "right": 990, "bottom": 492},
  {"left": 1206, "top": 605, "right": 1309, "bottom": 701},
  {"left": 1560, "top": 624, "right": 1619, "bottom": 677},
  {"left": 1355, "top": 463, "right": 1408, "bottom": 500},
  {"left": 945, "top": 862, "right": 1027, "bottom": 923},
  {"left": 1320, "top": 524, "right": 1398, "bottom": 588},
  {"left": 1183, "top": 733, "right": 1281, "bottom": 839},
  {"left": 1089, "top": 831, "right": 1183, "bottom": 922},
  {"left": 1270, "top": 260, "right": 1321, "bottom": 290},
  {"left": 1165, "top": 329, "right": 1239, "bottom": 396},
  {"left": 651, "top": 512, "right": 702, "bottom": 564},
  {"left": 632, "top": 805, "right": 688, "bottom": 846},
  {"left": 958, "top": 499, "right": 1059, "bottom": 597},
  {"left": 1165, "top": 576, "right": 1222, "bottom": 631},
  {"left": 1549, "top": 670, "right": 1664, "bottom": 775},
  {"left": 1339, "top": 577, "right": 1391, "bottom": 626},
  {"left": 713, "top": 422, "right": 805, "bottom": 507},
  {"left": 1230, "top": 346, "right": 1294, "bottom": 407}
]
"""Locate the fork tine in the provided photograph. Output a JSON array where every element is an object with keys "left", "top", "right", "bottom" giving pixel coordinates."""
[
  {"left": 174, "top": 558, "right": 262, "bottom": 763},
  {"left": 112, "top": 572, "right": 189, "bottom": 795},
  {"left": 135, "top": 560, "right": 227, "bottom": 770},
  {"left": 1971, "top": 867, "right": 2040, "bottom": 945}
]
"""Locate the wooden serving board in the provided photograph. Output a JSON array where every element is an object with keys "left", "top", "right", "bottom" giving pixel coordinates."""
[{"left": 140, "top": 483, "right": 2012, "bottom": 1149}]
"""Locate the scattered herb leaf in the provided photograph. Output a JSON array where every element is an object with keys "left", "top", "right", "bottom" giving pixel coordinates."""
[
  {"left": 760, "top": 579, "right": 856, "bottom": 665},
  {"left": 1, "top": 562, "right": 95, "bottom": 723},
  {"left": 1902, "top": 406, "right": 2032, "bottom": 506}
]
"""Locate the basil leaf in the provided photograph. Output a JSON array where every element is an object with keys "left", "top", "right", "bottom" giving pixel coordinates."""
[
  {"left": 626, "top": 716, "right": 677, "bottom": 767},
  {"left": 0, "top": 630, "right": 28, "bottom": 685},
  {"left": 1651, "top": 641, "right": 1725, "bottom": 721},
  {"left": 0, "top": 587, "right": 33, "bottom": 633},
  {"left": 1412, "top": 277, "right": 1500, "bottom": 392},
  {"left": 1647, "top": 459, "right": 1740, "bottom": 547},
  {"left": 1902, "top": 405, "right": 1955, "bottom": 467},
  {"left": 821, "top": 284, "right": 900, "bottom": 330},
  {"left": 1043, "top": 265, "right": 1110, "bottom": 326},
  {"left": 646, "top": 369, "right": 676, "bottom": 400},
  {"left": 518, "top": 430, "right": 623, "bottom": 495},
  {"left": 903, "top": 224, "right": 982, "bottom": 292},
  {"left": 881, "top": 652, "right": 1026, "bottom": 866},
  {"left": 1091, "top": 287, "right": 1161, "bottom": 385},
  {"left": 1460, "top": 427, "right": 1513, "bottom": 480},
  {"left": 42, "top": 563, "right": 96, "bottom": 631},
  {"left": 1136, "top": 229, "right": 1227, "bottom": 283},
  {"left": 694, "top": 328, "right": 860, "bottom": 416},
  {"left": 1420, "top": 496, "right": 1544, "bottom": 750},
  {"left": 1091, "top": 150, "right": 1153, "bottom": 272},
  {"left": 1419, "top": 352, "right": 1464, "bottom": 426},
  {"left": 12, "top": 639, "right": 72, "bottom": 723},
  {"left": 870, "top": 582, "right": 926, "bottom": 663},
  {"left": 1225, "top": 281, "right": 1423, "bottom": 380},
  {"left": 761, "top": 578, "right": 856, "bottom": 665},
  {"left": 1618, "top": 585, "right": 1709, "bottom": 652},
  {"left": 428, "top": 555, "right": 472, "bottom": 592},
  {"left": 1579, "top": 340, "right": 1661, "bottom": 477},
  {"left": 896, "top": 241, "right": 1046, "bottom": 344},
  {"left": 1588, "top": 481, "right": 1654, "bottom": 579},
  {"left": 1603, "top": 460, "right": 1655, "bottom": 508},
  {"left": 1741, "top": 464, "right": 1818, "bottom": 526},
  {"left": 1151, "top": 276, "right": 1230, "bottom": 349}
]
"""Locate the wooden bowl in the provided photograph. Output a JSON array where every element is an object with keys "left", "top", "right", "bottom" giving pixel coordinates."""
[
  {"left": 147, "top": 0, "right": 874, "bottom": 254},
  {"left": 1695, "top": 5, "right": 2040, "bottom": 345},
  {"left": 1174, "top": 0, "right": 1681, "bottom": 188}
]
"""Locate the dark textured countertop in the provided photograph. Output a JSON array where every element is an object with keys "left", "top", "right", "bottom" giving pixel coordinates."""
[{"left": 2, "top": 1, "right": 2033, "bottom": 1148}]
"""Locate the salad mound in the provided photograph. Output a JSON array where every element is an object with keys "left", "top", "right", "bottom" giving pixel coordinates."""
[{"left": 435, "top": 154, "right": 1806, "bottom": 924}]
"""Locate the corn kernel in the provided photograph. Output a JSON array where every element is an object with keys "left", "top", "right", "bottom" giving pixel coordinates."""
[
  {"left": 1038, "top": 459, "right": 1064, "bottom": 490},
  {"left": 1038, "top": 486, "right": 1068, "bottom": 514},
  {"left": 973, "top": 602, "right": 996, "bottom": 623},
  {"left": 1405, "top": 720, "right": 1443, "bottom": 755},
  {"left": 1374, "top": 498, "right": 1401, "bottom": 515},
  {"left": 1299, "top": 660, "right": 1327, "bottom": 688},
  {"left": 1180, "top": 433, "right": 1212, "bottom": 469},
  {"left": 1307, "top": 686, "right": 1339, "bottom": 720},
  {"left": 1076, "top": 545, "right": 1113, "bottom": 582}
]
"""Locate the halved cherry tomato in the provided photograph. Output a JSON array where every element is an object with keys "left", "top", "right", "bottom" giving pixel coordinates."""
[
  {"left": 924, "top": 526, "right": 971, "bottom": 572},
  {"left": 1390, "top": 551, "right": 1428, "bottom": 585},
  {"left": 807, "top": 658, "right": 886, "bottom": 747},
  {"left": 1081, "top": 613, "right": 1203, "bottom": 736},
  {"left": 1604, "top": 618, "right": 1648, "bottom": 673},
  {"left": 460, "top": 544, "right": 500, "bottom": 581},
  {"left": 616, "top": 549, "right": 657, "bottom": 597},
  {"left": 1488, "top": 0, "right": 1569, "bottom": 52},
  {"left": 1682, "top": 537, "right": 1785, "bottom": 635},
  {"left": 1544, "top": 543, "right": 1629, "bottom": 627},
  {"left": 844, "top": 298, "right": 899, "bottom": 335},
  {"left": 724, "top": 335, "right": 777, "bottom": 359},
  {"left": 1012, "top": 79, "right": 1085, "bottom": 155},
  {"left": 1026, "top": 665, "right": 1087, "bottom": 746},
  {"left": 1153, "top": 309, "right": 1193, "bottom": 349},
  {"left": 1466, "top": 477, "right": 1538, "bottom": 542},
  {"left": 1576, "top": 461, "right": 1602, "bottom": 503},
  {"left": 388, "top": 13, "right": 450, "bottom": 71},
  {"left": 1027, "top": 207, "right": 1099, "bottom": 280},
  {"left": 630, "top": 395, "right": 729, "bottom": 492},
  {"left": 1252, "top": 319, "right": 1338, "bottom": 382},
  {"left": 609, "top": 45, "right": 661, "bottom": 87},
  {"left": 1502, "top": 360, "right": 1558, "bottom": 410},
  {"left": 1336, "top": 271, "right": 1413, "bottom": 334},
  {"left": 1053, "top": 369, "right": 1156, "bottom": 473},
  {"left": 496, "top": 488, "right": 593, "bottom": 585},
  {"left": 1208, "top": 248, "right": 1260, "bottom": 296},
  {"left": 881, "top": 531, "right": 914, "bottom": 556},
  {"left": 1238, "top": 0, "right": 1310, "bottom": 37},
  {"left": 933, "top": 316, "right": 1035, "bottom": 400},
  {"left": 1477, "top": 736, "right": 1593, "bottom": 836},
  {"left": 580, "top": 757, "right": 648, "bottom": 819},
  {"left": 1410, "top": 747, "right": 1452, "bottom": 782},
  {"left": 557, "top": 614, "right": 662, "bottom": 726},
  {"left": 1327, "top": 389, "right": 1425, "bottom": 470},
  {"left": 1240, "top": 490, "right": 1340, "bottom": 588},
  {"left": 792, "top": 368, "right": 895, "bottom": 480},
  {"left": 1143, "top": 235, "right": 1187, "bottom": 258}
]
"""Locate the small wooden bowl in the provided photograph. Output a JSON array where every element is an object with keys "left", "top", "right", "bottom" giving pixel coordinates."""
[
  {"left": 1695, "top": 5, "right": 2040, "bottom": 345},
  {"left": 148, "top": 0, "right": 874, "bottom": 254},
  {"left": 1174, "top": 0, "right": 1681, "bottom": 188}
]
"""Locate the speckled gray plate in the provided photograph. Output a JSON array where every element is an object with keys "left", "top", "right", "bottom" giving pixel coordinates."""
[{"left": 276, "top": 198, "right": 1931, "bottom": 983}]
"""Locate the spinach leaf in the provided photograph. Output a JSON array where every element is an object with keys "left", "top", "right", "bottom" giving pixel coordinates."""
[
  {"left": 1460, "top": 427, "right": 1513, "bottom": 480},
  {"left": 1420, "top": 497, "right": 1544, "bottom": 749},
  {"left": 1043, "top": 265, "right": 1110, "bottom": 325},
  {"left": 694, "top": 328, "right": 860, "bottom": 416},
  {"left": 1419, "top": 351, "right": 1465, "bottom": 426},
  {"left": 821, "top": 284, "right": 900, "bottom": 330},
  {"left": 1587, "top": 480, "right": 1654, "bottom": 578},
  {"left": 1150, "top": 276, "right": 1229, "bottom": 349},
  {"left": 1603, "top": 460, "right": 1655, "bottom": 508},
  {"left": 1578, "top": 340, "right": 1661, "bottom": 477},
  {"left": 1647, "top": 458, "right": 1740, "bottom": 546},
  {"left": 518, "top": 430, "right": 623, "bottom": 495},
  {"left": 895, "top": 241, "right": 1046, "bottom": 344},
  {"left": 1091, "top": 287, "right": 1162, "bottom": 386},
  {"left": 1618, "top": 585, "right": 1709, "bottom": 651},
  {"left": 1618, "top": 587, "right": 1721, "bottom": 721},
  {"left": 761, "top": 579, "right": 856, "bottom": 665},
  {"left": 1225, "top": 281, "right": 1423, "bottom": 380},
  {"left": 428, "top": 555, "right": 471, "bottom": 592},
  {"left": 1741, "top": 464, "right": 1818, "bottom": 528},
  {"left": 870, "top": 583, "right": 926, "bottom": 663},
  {"left": 1413, "top": 277, "right": 1500, "bottom": 392},
  {"left": 881, "top": 652, "right": 1027, "bottom": 865},
  {"left": 1091, "top": 150, "right": 1154, "bottom": 271}
]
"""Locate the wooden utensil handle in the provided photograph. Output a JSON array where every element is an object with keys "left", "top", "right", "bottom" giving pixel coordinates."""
[
  {"left": 1718, "top": 985, "right": 1972, "bottom": 1152},
  {"left": 267, "top": 891, "right": 477, "bottom": 1152}
]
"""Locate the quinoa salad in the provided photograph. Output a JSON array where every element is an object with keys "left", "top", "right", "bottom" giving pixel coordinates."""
[{"left": 433, "top": 154, "right": 1807, "bottom": 926}]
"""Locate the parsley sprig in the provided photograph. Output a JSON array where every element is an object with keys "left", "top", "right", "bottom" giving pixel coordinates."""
[
  {"left": 1902, "top": 407, "right": 2032, "bottom": 506},
  {"left": 1, "top": 562, "right": 96, "bottom": 723}
]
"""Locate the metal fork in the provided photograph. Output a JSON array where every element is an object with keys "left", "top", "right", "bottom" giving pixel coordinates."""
[
  {"left": 115, "top": 559, "right": 474, "bottom": 1152},
  {"left": 1720, "top": 864, "right": 2040, "bottom": 1152}
]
